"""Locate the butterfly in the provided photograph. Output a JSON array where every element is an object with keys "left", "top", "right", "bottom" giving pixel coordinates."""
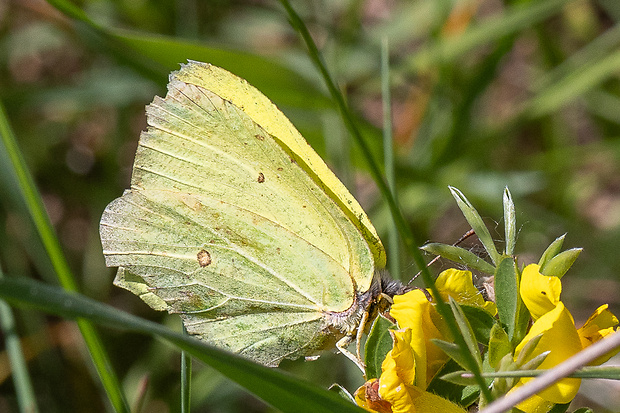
[{"left": 99, "top": 61, "right": 406, "bottom": 370}]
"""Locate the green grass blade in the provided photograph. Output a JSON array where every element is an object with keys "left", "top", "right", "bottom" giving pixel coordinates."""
[
  {"left": 277, "top": 0, "right": 429, "bottom": 281},
  {"left": 524, "top": 49, "right": 620, "bottom": 119},
  {"left": 381, "top": 37, "right": 401, "bottom": 280},
  {"left": 0, "top": 267, "right": 40, "bottom": 413},
  {"left": 407, "top": 0, "right": 574, "bottom": 71},
  {"left": 0, "top": 100, "right": 130, "bottom": 413},
  {"left": 181, "top": 326, "right": 191, "bottom": 413},
  {"left": 0, "top": 276, "right": 367, "bottom": 413},
  {"left": 45, "top": 0, "right": 329, "bottom": 110}
]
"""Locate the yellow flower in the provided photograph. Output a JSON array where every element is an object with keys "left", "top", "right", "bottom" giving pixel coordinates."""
[
  {"left": 356, "top": 269, "right": 495, "bottom": 413},
  {"left": 512, "top": 264, "right": 619, "bottom": 412}
]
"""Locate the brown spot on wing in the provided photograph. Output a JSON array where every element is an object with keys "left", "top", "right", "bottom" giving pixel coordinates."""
[
  {"left": 257, "top": 172, "right": 265, "bottom": 183},
  {"left": 197, "top": 249, "right": 212, "bottom": 267}
]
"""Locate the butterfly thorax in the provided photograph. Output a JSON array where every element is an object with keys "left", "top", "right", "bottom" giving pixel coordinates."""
[{"left": 323, "top": 271, "right": 409, "bottom": 335}]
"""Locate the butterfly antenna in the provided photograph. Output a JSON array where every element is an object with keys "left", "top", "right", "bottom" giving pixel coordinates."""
[{"left": 407, "top": 229, "right": 476, "bottom": 286}]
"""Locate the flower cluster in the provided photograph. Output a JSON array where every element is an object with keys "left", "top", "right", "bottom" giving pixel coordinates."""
[{"left": 355, "top": 188, "right": 619, "bottom": 413}]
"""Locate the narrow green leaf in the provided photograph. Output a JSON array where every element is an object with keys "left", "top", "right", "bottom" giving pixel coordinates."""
[
  {"left": 461, "top": 305, "right": 496, "bottom": 346},
  {"left": 548, "top": 403, "right": 572, "bottom": 413},
  {"left": 426, "top": 359, "right": 468, "bottom": 403},
  {"left": 538, "top": 234, "right": 566, "bottom": 269},
  {"left": 181, "top": 326, "right": 191, "bottom": 413},
  {"left": 0, "top": 100, "right": 130, "bottom": 413},
  {"left": 0, "top": 269, "right": 39, "bottom": 413},
  {"left": 494, "top": 257, "right": 519, "bottom": 341},
  {"left": 440, "top": 371, "right": 479, "bottom": 386},
  {"left": 449, "top": 187, "right": 501, "bottom": 265},
  {"left": 503, "top": 188, "right": 516, "bottom": 256},
  {"left": 364, "top": 316, "right": 396, "bottom": 380},
  {"left": 448, "top": 298, "right": 482, "bottom": 368},
  {"left": 488, "top": 324, "right": 512, "bottom": 370},
  {"left": 407, "top": 0, "right": 574, "bottom": 71},
  {"left": 421, "top": 243, "right": 496, "bottom": 274},
  {"left": 432, "top": 339, "right": 470, "bottom": 370},
  {"left": 476, "top": 365, "right": 620, "bottom": 380},
  {"left": 45, "top": 0, "right": 330, "bottom": 110},
  {"left": 515, "top": 334, "right": 544, "bottom": 368},
  {"left": 540, "top": 248, "right": 582, "bottom": 279},
  {"left": 0, "top": 277, "right": 367, "bottom": 413},
  {"left": 571, "top": 366, "right": 620, "bottom": 379},
  {"left": 278, "top": 0, "right": 429, "bottom": 289},
  {"left": 328, "top": 384, "right": 356, "bottom": 404},
  {"left": 521, "top": 351, "right": 550, "bottom": 371},
  {"left": 524, "top": 49, "right": 620, "bottom": 119},
  {"left": 382, "top": 37, "right": 400, "bottom": 281}
]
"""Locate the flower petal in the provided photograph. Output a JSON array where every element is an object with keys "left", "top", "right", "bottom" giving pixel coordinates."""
[
  {"left": 355, "top": 379, "right": 393, "bottom": 413},
  {"left": 390, "top": 290, "right": 432, "bottom": 387},
  {"left": 577, "top": 304, "right": 620, "bottom": 365},
  {"left": 384, "top": 329, "right": 416, "bottom": 386},
  {"left": 514, "top": 393, "right": 555, "bottom": 413},
  {"left": 520, "top": 264, "right": 561, "bottom": 319},
  {"left": 409, "top": 386, "right": 467, "bottom": 413},
  {"left": 435, "top": 269, "right": 496, "bottom": 314},
  {"left": 515, "top": 302, "right": 582, "bottom": 403}
]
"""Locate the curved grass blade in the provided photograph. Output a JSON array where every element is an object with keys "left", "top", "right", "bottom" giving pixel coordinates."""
[
  {"left": 0, "top": 267, "right": 39, "bottom": 413},
  {"left": 407, "top": 0, "right": 574, "bottom": 71},
  {"left": 0, "top": 276, "right": 366, "bottom": 413},
  {"left": 45, "top": 0, "right": 330, "bottom": 110},
  {"left": 181, "top": 326, "right": 191, "bottom": 413},
  {"left": 382, "top": 37, "right": 401, "bottom": 280},
  {"left": 0, "top": 100, "right": 130, "bottom": 413}
]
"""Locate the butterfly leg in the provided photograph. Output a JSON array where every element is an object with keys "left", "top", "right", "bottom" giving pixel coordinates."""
[
  {"left": 336, "top": 334, "right": 365, "bottom": 373},
  {"left": 355, "top": 308, "right": 370, "bottom": 364}
]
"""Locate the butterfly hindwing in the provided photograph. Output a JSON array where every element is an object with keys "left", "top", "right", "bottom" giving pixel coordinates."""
[{"left": 100, "top": 64, "right": 377, "bottom": 365}]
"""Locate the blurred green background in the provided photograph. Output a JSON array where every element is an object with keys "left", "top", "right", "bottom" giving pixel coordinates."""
[{"left": 1, "top": 0, "right": 620, "bottom": 411}]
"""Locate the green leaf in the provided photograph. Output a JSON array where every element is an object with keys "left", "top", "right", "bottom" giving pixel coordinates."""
[
  {"left": 566, "top": 365, "right": 620, "bottom": 380},
  {"left": 449, "top": 187, "right": 501, "bottom": 265},
  {"left": 426, "top": 359, "right": 467, "bottom": 403},
  {"left": 503, "top": 187, "right": 516, "bottom": 255},
  {"left": 0, "top": 276, "right": 366, "bottom": 413},
  {"left": 181, "top": 327, "right": 191, "bottom": 413},
  {"left": 521, "top": 351, "right": 550, "bottom": 371},
  {"left": 538, "top": 234, "right": 566, "bottom": 269},
  {"left": 494, "top": 257, "right": 519, "bottom": 341},
  {"left": 461, "top": 305, "right": 496, "bottom": 346},
  {"left": 421, "top": 243, "right": 496, "bottom": 274},
  {"left": 488, "top": 324, "right": 512, "bottom": 369},
  {"left": 110, "top": 28, "right": 331, "bottom": 110},
  {"left": 0, "top": 269, "right": 39, "bottom": 413},
  {"left": 547, "top": 402, "right": 571, "bottom": 413},
  {"left": 524, "top": 49, "right": 620, "bottom": 119},
  {"left": 328, "top": 384, "right": 356, "bottom": 404},
  {"left": 440, "top": 371, "right": 478, "bottom": 386},
  {"left": 0, "top": 99, "right": 130, "bottom": 413},
  {"left": 407, "top": 0, "right": 574, "bottom": 71},
  {"left": 432, "top": 339, "right": 470, "bottom": 370},
  {"left": 540, "top": 248, "right": 582, "bottom": 279},
  {"left": 364, "top": 316, "right": 396, "bottom": 380},
  {"left": 448, "top": 298, "right": 482, "bottom": 369},
  {"left": 515, "top": 334, "right": 543, "bottom": 367},
  {"left": 46, "top": 0, "right": 331, "bottom": 111}
]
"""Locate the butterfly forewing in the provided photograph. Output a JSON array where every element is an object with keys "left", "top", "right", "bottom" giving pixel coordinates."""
[{"left": 100, "top": 63, "right": 376, "bottom": 365}]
